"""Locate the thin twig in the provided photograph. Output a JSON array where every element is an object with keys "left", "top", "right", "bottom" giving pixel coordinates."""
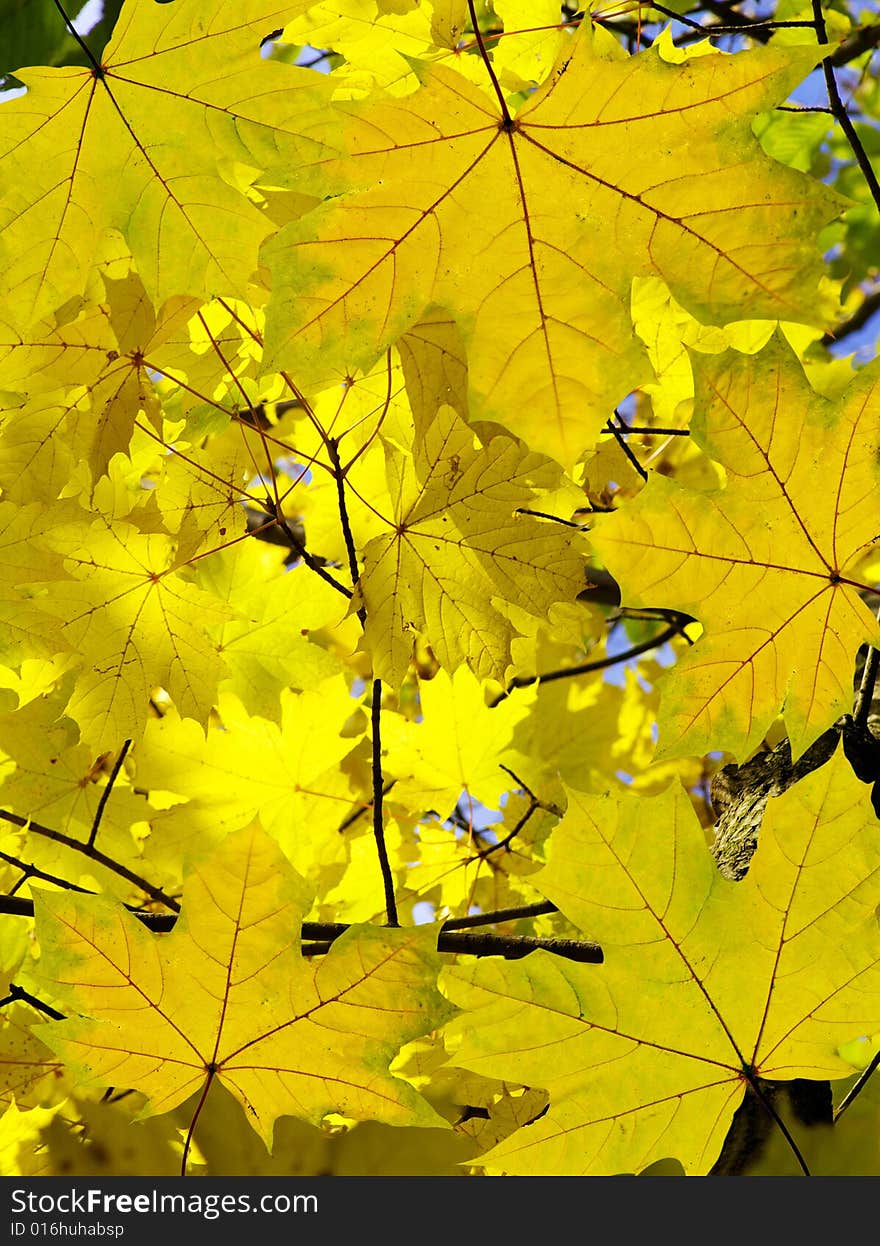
[
  {"left": 494, "top": 621, "right": 683, "bottom": 703},
  {"left": 278, "top": 518, "right": 354, "bottom": 600},
  {"left": 87, "top": 739, "right": 131, "bottom": 849},
  {"left": 853, "top": 615, "right": 880, "bottom": 730},
  {"left": 606, "top": 414, "right": 648, "bottom": 482},
  {"left": 601, "top": 426, "right": 691, "bottom": 436},
  {"left": 515, "top": 509, "right": 588, "bottom": 528},
  {"left": 325, "top": 437, "right": 396, "bottom": 925},
  {"left": 0, "top": 810, "right": 180, "bottom": 912},
  {"left": 498, "top": 764, "right": 538, "bottom": 802},
  {"left": 0, "top": 849, "right": 93, "bottom": 897},
  {"left": 442, "top": 900, "right": 558, "bottom": 930},
  {"left": 833, "top": 1050, "right": 880, "bottom": 1121},
  {"left": 474, "top": 799, "right": 539, "bottom": 859},
  {"left": 326, "top": 437, "right": 366, "bottom": 622},
  {"left": 821, "top": 286, "right": 880, "bottom": 347},
  {"left": 812, "top": 0, "right": 880, "bottom": 216},
  {"left": 336, "top": 782, "right": 396, "bottom": 835},
  {"left": 693, "top": 0, "right": 767, "bottom": 36},
  {"left": 371, "top": 680, "right": 399, "bottom": 927},
  {"left": 1, "top": 982, "right": 65, "bottom": 1020},
  {"left": 250, "top": 505, "right": 353, "bottom": 600}
]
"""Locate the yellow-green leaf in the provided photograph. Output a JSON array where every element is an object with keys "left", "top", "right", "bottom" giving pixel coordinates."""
[
  {"left": 592, "top": 337, "right": 880, "bottom": 759},
  {"left": 0, "top": 0, "right": 330, "bottom": 324},
  {"left": 32, "top": 824, "right": 452, "bottom": 1144},
  {"left": 264, "top": 27, "right": 841, "bottom": 466},
  {"left": 443, "top": 751, "right": 880, "bottom": 1174}
]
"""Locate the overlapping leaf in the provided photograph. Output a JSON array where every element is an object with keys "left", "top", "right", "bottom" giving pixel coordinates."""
[
  {"left": 1, "top": 0, "right": 878, "bottom": 1182},
  {"left": 381, "top": 666, "right": 532, "bottom": 818},
  {"left": 355, "top": 403, "right": 586, "bottom": 684},
  {"left": 0, "top": 0, "right": 331, "bottom": 326},
  {"left": 133, "top": 676, "right": 366, "bottom": 878},
  {"left": 592, "top": 337, "right": 880, "bottom": 759},
  {"left": 30, "top": 825, "right": 451, "bottom": 1144},
  {"left": 264, "top": 25, "right": 841, "bottom": 465},
  {"left": 34, "top": 516, "right": 230, "bottom": 753},
  {"left": 443, "top": 751, "right": 880, "bottom": 1174}
]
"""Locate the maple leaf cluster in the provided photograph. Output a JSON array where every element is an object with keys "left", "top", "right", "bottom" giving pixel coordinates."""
[{"left": 0, "top": 0, "right": 878, "bottom": 1179}]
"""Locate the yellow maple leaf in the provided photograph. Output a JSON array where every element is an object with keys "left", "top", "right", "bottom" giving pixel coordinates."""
[
  {"left": 442, "top": 752, "right": 880, "bottom": 1174},
  {"left": 30, "top": 825, "right": 451, "bottom": 1146},
  {"left": 0, "top": 0, "right": 330, "bottom": 325},
  {"left": 592, "top": 337, "right": 880, "bottom": 759},
  {"left": 263, "top": 24, "right": 842, "bottom": 465},
  {"left": 381, "top": 666, "right": 532, "bottom": 819},
  {"left": 355, "top": 404, "right": 586, "bottom": 685},
  {"left": 35, "top": 516, "right": 229, "bottom": 753},
  {"left": 133, "top": 677, "right": 366, "bottom": 878},
  {"left": 196, "top": 542, "right": 345, "bottom": 720}
]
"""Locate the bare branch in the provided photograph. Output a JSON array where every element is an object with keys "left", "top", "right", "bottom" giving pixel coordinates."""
[
  {"left": 0, "top": 809, "right": 180, "bottom": 913},
  {"left": 87, "top": 739, "right": 132, "bottom": 849}
]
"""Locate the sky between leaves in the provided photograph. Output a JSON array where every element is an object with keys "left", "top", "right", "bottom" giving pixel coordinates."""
[{"left": 0, "top": 0, "right": 879, "bottom": 1178}]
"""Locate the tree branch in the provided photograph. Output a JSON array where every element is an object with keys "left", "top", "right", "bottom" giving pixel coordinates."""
[
  {"left": 854, "top": 613, "right": 880, "bottom": 731},
  {"left": 812, "top": 0, "right": 880, "bottom": 216},
  {"left": 830, "top": 23, "right": 880, "bottom": 69},
  {"left": 0, "top": 810, "right": 180, "bottom": 912},
  {"left": 371, "top": 680, "right": 399, "bottom": 927},
  {"left": 325, "top": 439, "right": 397, "bottom": 925},
  {"left": 0, "top": 895, "right": 601, "bottom": 963},
  {"left": 442, "top": 900, "right": 558, "bottom": 930},
  {"left": 0, "top": 982, "right": 65, "bottom": 1020}
]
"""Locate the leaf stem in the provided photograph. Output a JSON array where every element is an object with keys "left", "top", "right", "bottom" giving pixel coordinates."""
[
  {"left": 50, "top": 0, "right": 104, "bottom": 76},
  {"left": 466, "top": 0, "right": 513, "bottom": 125},
  {"left": 181, "top": 1068, "right": 216, "bottom": 1177},
  {"left": 747, "top": 1076, "right": 811, "bottom": 1176}
]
